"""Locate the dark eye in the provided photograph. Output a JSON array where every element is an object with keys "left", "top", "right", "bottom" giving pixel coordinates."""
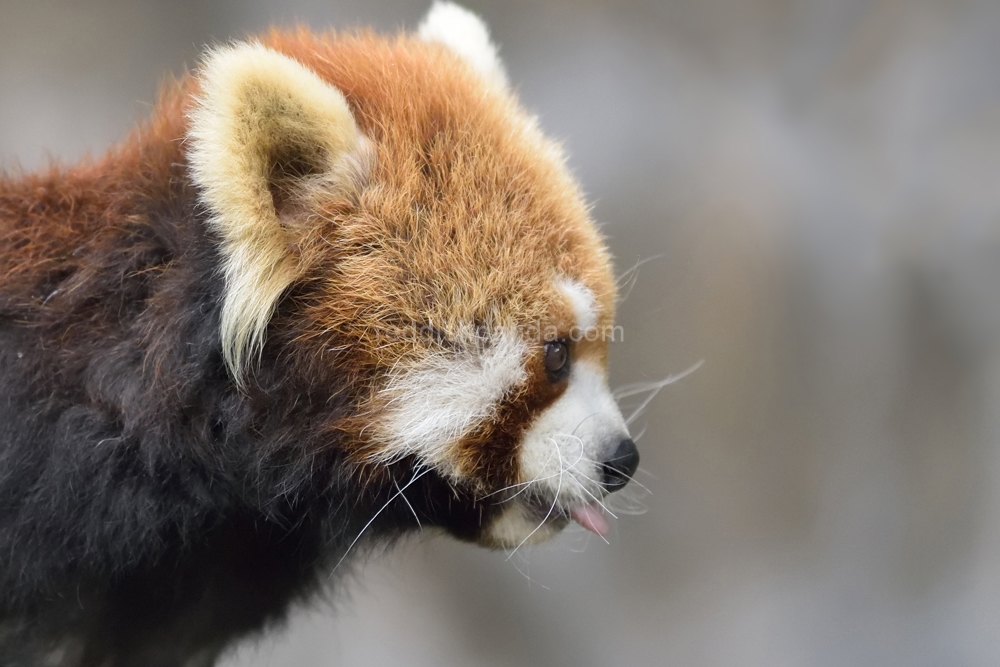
[{"left": 543, "top": 340, "right": 570, "bottom": 381}]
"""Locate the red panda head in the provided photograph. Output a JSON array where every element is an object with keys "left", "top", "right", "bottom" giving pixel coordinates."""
[{"left": 186, "top": 2, "right": 636, "bottom": 548}]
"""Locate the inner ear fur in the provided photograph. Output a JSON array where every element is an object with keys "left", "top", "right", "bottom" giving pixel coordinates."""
[{"left": 187, "top": 41, "right": 370, "bottom": 384}]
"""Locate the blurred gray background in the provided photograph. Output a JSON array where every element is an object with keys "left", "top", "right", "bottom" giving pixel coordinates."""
[{"left": 4, "top": 0, "right": 1000, "bottom": 665}]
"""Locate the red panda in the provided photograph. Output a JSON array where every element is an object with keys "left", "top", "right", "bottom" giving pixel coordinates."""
[{"left": 0, "top": 3, "right": 638, "bottom": 665}]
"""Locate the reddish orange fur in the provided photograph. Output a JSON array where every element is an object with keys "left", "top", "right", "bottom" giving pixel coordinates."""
[
  {"left": 0, "top": 79, "right": 190, "bottom": 312},
  {"left": 265, "top": 30, "right": 614, "bottom": 478},
  {"left": 1, "top": 27, "right": 616, "bottom": 492},
  {"left": 0, "top": 20, "right": 628, "bottom": 662}
]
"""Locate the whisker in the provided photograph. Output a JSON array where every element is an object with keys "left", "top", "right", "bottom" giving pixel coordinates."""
[
  {"left": 616, "top": 254, "right": 664, "bottom": 304},
  {"left": 479, "top": 477, "right": 543, "bottom": 500},
  {"left": 489, "top": 444, "right": 560, "bottom": 503},
  {"left": 485, "top": 433, "right": 585, "bottom": 510},
  {"left": 557, "top": 468, "right": 612, "bottom": 544},
  {"left": 572, "top": 454, "right": 653, "bottom": 495},
  {"left": 496, "top": 472, "right": 563, "bottom": 504},
  {"left": 616, "top": 254, "right": 665, "bottom": 288},
  {"left": 550, "top": 442, "right": 614, "bottom": 544},
  {"left": 614, "top": 360, "right": 704, "bottom": 400},
  {"left": 566, "top": 470, "right": 619, "bottom": 521},
  {"left": 331, "top": 467, "right": 432, "bottom": 574},
  {"left": 394, "top": 479, "right": 422, "bottom": 530},
  {"left": 625, "top": 360, "right": 704, "bottom": 426},
  {"left": 507, "top": 554, "right": 551, "bottom": 590},
  {"left": 506, "top": 438, "right": 566, "bottom": 560},
  {"left": 601, "top": 492, "right": 649, "bottom": 516}
]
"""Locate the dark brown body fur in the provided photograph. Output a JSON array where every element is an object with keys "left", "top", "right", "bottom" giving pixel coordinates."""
[
  {"left": 0, "top": 25, "right": 615, "bottom": 665},
  {"left": 0, "top": 53, "right": 485, "bottom": 667}
]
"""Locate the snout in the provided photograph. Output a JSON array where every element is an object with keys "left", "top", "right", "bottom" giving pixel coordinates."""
[
  {"left": 487, "top": 359, "right": 640, "bottom": 546},
  {"left": 600, "top": 438, "right": 639, "bottom": 491}
]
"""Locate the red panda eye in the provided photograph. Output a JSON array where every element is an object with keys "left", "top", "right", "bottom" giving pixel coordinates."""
[{"left": 543, "top": 340, "right": 570, "bottom": 381}]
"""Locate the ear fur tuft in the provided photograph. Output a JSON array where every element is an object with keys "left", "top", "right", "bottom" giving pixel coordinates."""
[
  {"left": 418, "top": 2, "right": 508, "bottom": 90},
  {"left": 187, "top": 41, "right": 368, "bottom": 385}
]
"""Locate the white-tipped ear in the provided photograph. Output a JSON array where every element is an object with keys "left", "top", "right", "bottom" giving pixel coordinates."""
[
  {"left": 418, "top": 2, "right": 508, "bottom": 90},
  {"left": 187, "top": 42, "right": 369, "bottom": 384}
]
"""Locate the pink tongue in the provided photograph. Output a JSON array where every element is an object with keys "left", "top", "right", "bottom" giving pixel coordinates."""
[{"left": 570, "top": 504, "right": 609, "bottom": 537}]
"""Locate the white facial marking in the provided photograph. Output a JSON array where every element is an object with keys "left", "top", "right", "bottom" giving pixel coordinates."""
[
  {"left": 556, "top": 277, "right": 598, "bottom": 332},
  {"left": 483, "top": 504, "right": 561, "bottom": 548},
  {"left": 418, "top": 2, "right": 509, "bottom": 90},
  {"left": 374, "top": 329, "right": 527, "bottom": 475},
  {"left": 519, "top": 360, "right": 628, "bottom": 506}
]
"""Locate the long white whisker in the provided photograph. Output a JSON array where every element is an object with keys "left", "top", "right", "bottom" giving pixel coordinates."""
[
  {"left": 550, "top": 433, "right": 641, "bottom": 510},
  {"left": 331, "top": 467, "right": 432, "bottom": 574},
  {"left": 553, "top": 434, "right": 588, "bottom": 469},
  {"left": 507, "top": 438, "right": 565, "bottom": 560},
  {"left": 507, "top": 554, "right": 551, "bottom": 590},
  {"left": 479, "top": 476, "right": 545, "bottom": 500},
  {"left": 491, "top": 442, "right": 560, "bottom": 504},
  {"left": 614, "top": 383, "right": 671, "bottom": 400},
  {"left": 566, "top": 471, "right": 619, "bottom": 521},
  {"left": 602, "top": 492, "right": 650, "bottom": 516},
  {"left": 480, "top": 476, "right": 548, "bottom": 501},
  {"left": 616, "top": 254, "right": 665, "bottom": 287},
  {"left": 613, "top": 360, "right": 704, "bottom": 400},
  {"left": 494, "top": 471, "right": 564, "bottom": 504},
  {"left": 394, "top": 479, "right": 422, "bottom": 530},
  {"left": 616, "top": 254, "right": 664, "bottom": 304},
  {"left": 625, "top": 360, "right": 704, "bottom": 426},
  {"left": 553, "top": 434, "right": 596, "bottom": 495},
  {"left": 556, "top": 455, "right": 613, "bottom": 544}
]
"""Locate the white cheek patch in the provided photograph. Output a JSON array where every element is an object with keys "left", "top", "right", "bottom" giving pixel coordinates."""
[
  {"left": 555, "top": 277, "right": 598, "bottom": 332},
  {"left": 519, "top": 360, "right": 628, "bottom": 503},
  {"left": 373, "top": 329, "right": 527, "bottom": 475}
]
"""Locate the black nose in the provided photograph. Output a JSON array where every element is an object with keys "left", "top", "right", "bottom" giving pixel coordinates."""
[{"left": 601, "top": 438, "right": 640, "bottom": 491}]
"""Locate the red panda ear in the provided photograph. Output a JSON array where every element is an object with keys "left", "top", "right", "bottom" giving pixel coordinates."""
[
  {"left": 418, "top": 2, "right": 509, "bottom": 91},
  {"left": 187, "top": 41, "right": 370, "bottom": 385}
]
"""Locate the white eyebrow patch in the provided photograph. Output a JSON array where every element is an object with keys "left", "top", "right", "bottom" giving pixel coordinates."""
[
  {"left": 555, "top": 277, "right": 598, "bottom": 331},
  {"left": 372, "top": 329, "right": 527, "bottom": 476}
]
